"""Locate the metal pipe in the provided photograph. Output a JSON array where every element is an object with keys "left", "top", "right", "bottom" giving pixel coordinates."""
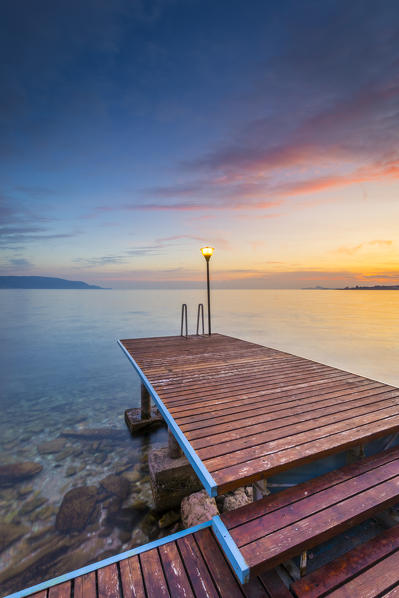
[{"left": 206, "top": 259, "right": 211, "bottom": 335}]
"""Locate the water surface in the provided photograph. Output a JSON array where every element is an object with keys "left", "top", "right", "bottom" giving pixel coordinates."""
[{"left": 1, "top": 289, "right": 399, "bottom": 595}]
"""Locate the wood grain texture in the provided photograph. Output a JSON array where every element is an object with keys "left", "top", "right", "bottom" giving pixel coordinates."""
[
  {"left": 74, "top": 572, "right": 96, "bottom": 598},
  {"left": 48, "top": 583, "right": 71, "bottom": 598},
  {"left": 120, "top": 333, "right": 399, "bottom": 493},
  {"left": 219, "top": 446, "right": 399, "bottom": 577},
  {"left": 97, "top": 564, "right": 120, "bottom": 598},
  {"left": 292, "top": 525, "right": 399, "bottom": 598}
]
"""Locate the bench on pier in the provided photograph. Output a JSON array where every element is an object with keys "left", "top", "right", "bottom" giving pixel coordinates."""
[
  {"left": 221, "top": 444, "right": 399, "bottom": 580},
  {"left": 292, "top": 524, "right": 399, "bottom": 597}
]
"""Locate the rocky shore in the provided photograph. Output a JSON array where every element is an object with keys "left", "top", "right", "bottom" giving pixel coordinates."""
[{"left": 0, "top": 404, "right": 254, "bottom": 596}]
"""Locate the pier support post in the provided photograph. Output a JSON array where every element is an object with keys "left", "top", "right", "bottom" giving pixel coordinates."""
[
  {"left": 141, "top": 383, "right": 151, "bottom": 420},
  {"left": 168, "top": 428, "right": 183, "bottom": 459}
]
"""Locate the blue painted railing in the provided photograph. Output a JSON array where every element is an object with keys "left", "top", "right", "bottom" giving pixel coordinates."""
[{"left": 117, "top": 339, "right": 218, "bottom": 497}]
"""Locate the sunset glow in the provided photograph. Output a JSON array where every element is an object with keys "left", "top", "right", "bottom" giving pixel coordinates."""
[{"left": 1, "top": 1, "right": 398, "bottom": 288}]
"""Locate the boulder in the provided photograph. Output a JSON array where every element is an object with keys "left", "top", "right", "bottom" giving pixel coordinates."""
[
  {"left": 223, "top": 486, "right": 253, "bottom": 512},
  {"left": 55, "top": 486, "right": 98, "bottom": 533},
  {"left": 181, "top": 490, "right": 219, "bottom": 529},
  {"left": 0, "top": 462, "right": 42, "bottom": 486}
]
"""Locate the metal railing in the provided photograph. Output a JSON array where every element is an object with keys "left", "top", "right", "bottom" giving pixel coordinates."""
[
  {"left": 180, "top": 303, "right": 188, "bottom": 338},
  {"left": 196, "top": 303, "right": 204, "bottom": 335}
]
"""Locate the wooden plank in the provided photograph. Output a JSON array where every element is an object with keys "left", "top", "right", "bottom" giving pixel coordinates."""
[
  {"left": 258, "top": 570, "right": 292, "bottom": 598},
  {"left": 48, "top": 583, "right": 71, "bottom": 598},
  {"left": 194, "top": 528, "right": 244, "bottom": 598},
  {"left": 120, "top": 555, "right": 146, "bottom": 598},
  {"left": 206, "top": 406, "right": 399, "bottom": 472},
  {"left": 29, "top": 592, "right": 48, "bottom": 598},
  {"left": 172, "top": 374, "right": 365, "bottom": 420},
  {"left": 232, "top": 459, "right": 399, "bottom": 547},
  {"left": 180, "top": 380, "right": 381, "bottom": 431},
  {"left": 326, "top": 549, "right": 399, "bottom": 598},
  {"left": 74, "top": 572, "right": 96, "bottom": 598},
  {"left": 197, "top": 397, "right": 399, "bottom": 460},
  {"left": 241, "top": 475, "right": 399, "bottom": 574},
  {"left": 97, "top": 563, "right": 121, "bottom": 598},
  {"left": 177, "top": 534, "right": 219, "bottom": 598},
  {"left": 140, "top": 548, "right": 170, "bottom": 597},
  {"left": 169, "top": 371, "right": 355, "bottom": 415},
  {"left": 189, "top": 386, "right": 395, "bottom": 446},
  {"left": 224, "top": 446, "right": 399, "bottom": 529},
  {"left": 383, "top": 587, "right": 399, "bottom": 598},
  {"left": 159, "top": 541, "right": 194, "bottom": 598},
  {"left": 292, "top": 525, "right": 399, "bottom": 598},
  {"left": 212, "top": 413, "right": 399, "bottom": 492}
]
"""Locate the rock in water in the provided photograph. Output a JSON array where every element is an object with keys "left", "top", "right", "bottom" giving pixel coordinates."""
[
  {"left": 56, "top": 486, "right": 98, "bottom": 533},
  {"left": 0, "top": 462, "right": 43, "bottom": 486},
  {"left": 181, "top": 490, "right": 219, "bottom": 529},
  {"left": 37, "top": 438, "right": 66, "bottom": 454},
  {"left": 99, "top": 474, "right": 129, "bottom": 500},
  {"left": 0, "top": 522, "right": 28, "bottom": 552}
]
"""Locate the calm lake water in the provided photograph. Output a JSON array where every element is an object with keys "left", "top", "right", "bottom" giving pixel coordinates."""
[{"left": 1, "top": 289, "right": 399, "bottom": 595}]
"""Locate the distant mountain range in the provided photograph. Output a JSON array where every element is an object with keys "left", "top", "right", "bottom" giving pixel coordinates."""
[
  {"left": 303, "top": 285, "right": 399, "bottom": 290},
  {"left": 0, "top": 276, "right": 107, "bottom": 289},
  {"left": 340, "top": 285, "right": 399, "bottom": 290}
]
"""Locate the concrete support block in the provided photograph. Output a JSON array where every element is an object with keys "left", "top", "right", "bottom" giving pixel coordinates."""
[
  {"left": 124, "top": 407, "right": 165, "bottom": 435},
  {"left": 148, "top": 447, "right": 202, "bottom": 511}
]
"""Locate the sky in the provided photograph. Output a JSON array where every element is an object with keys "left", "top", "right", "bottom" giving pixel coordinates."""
[{"left": 1, "top": 0, "right": 398, "bottom": 289}]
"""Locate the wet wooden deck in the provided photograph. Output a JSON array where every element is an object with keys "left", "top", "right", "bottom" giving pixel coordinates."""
[
  {"left": 119, "top": 333, "right": 399, "bottom": 494},
  {"left": 20, "top": 524, "right": 291, "bottom": 598}
]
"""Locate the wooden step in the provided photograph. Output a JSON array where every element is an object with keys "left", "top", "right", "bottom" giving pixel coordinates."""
[
  {"left": 221, "top": 445, "right": 399, "bottom": 579},
  {"left": 292, "top": 524, "right": 399, "bottom": 598}
]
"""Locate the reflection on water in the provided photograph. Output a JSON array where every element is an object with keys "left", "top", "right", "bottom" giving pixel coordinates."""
[{"left": 1, "top": 289, "right": 399, "bottom": 595}]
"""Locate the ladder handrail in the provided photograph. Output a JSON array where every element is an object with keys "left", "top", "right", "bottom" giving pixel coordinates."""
[
  {"left": 196, "top": 303, "right": 205, "bottom": 335},
  {"left": 180, "top": 303, "right": 188, "bottom": 338}
]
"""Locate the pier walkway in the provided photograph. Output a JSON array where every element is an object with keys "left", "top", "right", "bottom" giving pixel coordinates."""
[{"left": 118, "top": 333, "right": 399, "bottom": 496}]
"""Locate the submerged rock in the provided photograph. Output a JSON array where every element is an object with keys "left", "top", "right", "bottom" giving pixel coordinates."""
[
  {"left": 61, "top": 428, "right": 124, "bottom": 440},
  {"left": 0, "top": 462, "right": 43, "bottom": 486},
  {"left": 130, "top": 527, "right": 148, "bottom": 547},
  {"left": 0, "top": 522, "right": 28, "bottom": 552},
  {"left": 99, "top": 474, "right": 129, "bottom": 500},
  {"left": 181, "top": 490, "right": 219, "bottom": 529},
  {"left": 37, "top": 438, "right": 66, "bottom": 454},
  {"left": 19, "top": 494, "right": 47, "bottom": 515},
  {"left": 55, "top": 486, "right": 98, "bottom": 533},
  {"left": 158, "top": 510, "right": 180, "bottom": 529}
]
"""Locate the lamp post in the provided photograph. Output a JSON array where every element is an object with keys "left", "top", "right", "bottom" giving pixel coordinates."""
[{"left": 200, "top": 246, "right": 214, "bottom": 335}]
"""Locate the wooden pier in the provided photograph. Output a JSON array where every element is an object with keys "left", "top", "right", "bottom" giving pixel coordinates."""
[
  {"left": 119, "top": 334, "right": 399, "bottom": 494},
  {"left": 7, "top": 333, "right": 399, "bottom": 598}
]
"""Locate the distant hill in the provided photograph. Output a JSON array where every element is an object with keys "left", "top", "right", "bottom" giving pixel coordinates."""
[
  {"left": 0, "top": 276, "right": 107, "bottom": 289},
  {"left": 339, "top": 285, "right": 399, "bottom": 290}
]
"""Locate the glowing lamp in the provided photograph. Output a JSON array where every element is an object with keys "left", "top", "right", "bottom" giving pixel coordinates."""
[
  {"left": 200, "top": 246, "right": 214, "bottom": 335},
  {"left": 201, "top": 246, "right": 214, "bottom": 261}
]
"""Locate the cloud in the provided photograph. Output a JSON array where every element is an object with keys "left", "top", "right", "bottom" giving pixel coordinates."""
[
  {"left": 335, "top": 240, "right": 393, "bottom": 255},
  {"left": 0, "top": 195, "right": 79, "bottom": 247}
]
